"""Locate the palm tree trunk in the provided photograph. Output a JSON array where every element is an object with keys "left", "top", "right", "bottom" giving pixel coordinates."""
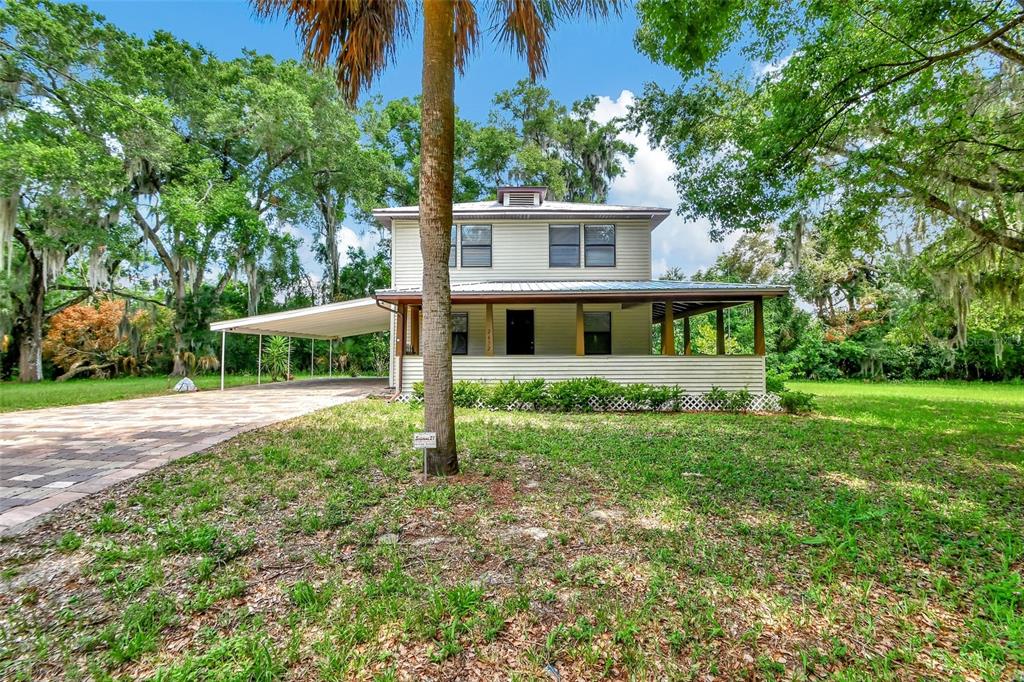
[{"left": 419, "top": 0, "right": 458, "bottom": 476}]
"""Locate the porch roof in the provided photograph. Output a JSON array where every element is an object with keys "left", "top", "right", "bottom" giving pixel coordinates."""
[
  {"left": 374, "top": 280, "right": 789, "bottom": 318},
  {"left": 209, "top": 297, "right": 390, "bottom": 340}
]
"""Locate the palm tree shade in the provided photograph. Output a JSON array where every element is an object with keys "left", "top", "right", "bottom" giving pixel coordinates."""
[{"left": 254, "top": 0, "right": 621, "bottom": 475}]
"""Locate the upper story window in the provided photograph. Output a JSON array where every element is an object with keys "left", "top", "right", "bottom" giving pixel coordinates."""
[
  {"left": 461, "top": 225, "right": 492, "bottom": 267},
  {"left": 449, "top": 225, "right": 457, "bottom": 268},
  {"left": 584, "top": 225, "right": 615, "bottom": 267},
  {"left": 549, "top": 225, "right": 580, "bottom": 267},
  {"left": 584, "top": 312, "right": 611, "bottom": 354},
  {"left": 452, "top": 312, "right": 468, "bottom": 354}
]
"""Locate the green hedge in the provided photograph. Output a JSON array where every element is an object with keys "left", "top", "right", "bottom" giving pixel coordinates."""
[{"left": 410, "top": 377, "right": 782, "bottom": 413}]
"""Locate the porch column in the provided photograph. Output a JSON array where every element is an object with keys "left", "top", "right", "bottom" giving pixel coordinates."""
[
  {"left": 410, "top": 306, "right": 420, "bottom": 355},
  {"left": 753, "top": 296, "right": 765, "bottom": 356},
  {"left": 395, "top": 304, "right": 406, "bottom": 357},
  {"left": 485, "top": 303, "right": 495, "bottom": 356},
  {"left": 575, "top": 303, "right": 585, "bottom": 356},
  {"left": 683, "top": 317, "right": 692, "bottom": 355},
  {"left": 716, "top": 309, "right": 726, "bottom": 355},
  {"left": 661, "top": 302, "right": 675, "bottom": 355},
  {"left": 257, "top": 334, "right": 262, "bottom": 384}
]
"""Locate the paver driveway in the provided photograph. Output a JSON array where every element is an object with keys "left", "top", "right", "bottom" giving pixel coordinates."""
[{"left": 0, "top": 378, "right": 386, "bottom": 535}]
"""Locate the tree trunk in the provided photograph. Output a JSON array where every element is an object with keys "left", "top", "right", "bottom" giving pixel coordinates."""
[
  {"left": 321, "top": 194, "right": 341, "bottom": 301},
  {"left": 18, "top": 251, "right": 45, "bottom": 382},
  {"left": 419, "top": 1, "right": 458, "bottom": 476}
]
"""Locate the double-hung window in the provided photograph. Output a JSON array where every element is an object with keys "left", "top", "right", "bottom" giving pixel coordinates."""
[
  {"left": 584, "top": 312, "right": 611, "bottom": 355},
  {"left": 584, "top": 224, "right": 615, "bottom": 267},
  {"left": 549, "top": 224, "right": 580, "bottom": 267},
  {"left": 460, "top": 225, "right": 491, "bottom": 267},
  {"left": 451, "top": 312, "right": 468, "bottom": 355},
  {"left": 449, "top": 225, "right": 457, "bottom": 267}
]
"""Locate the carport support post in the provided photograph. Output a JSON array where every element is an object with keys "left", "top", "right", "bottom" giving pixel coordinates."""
[
  {"left": 328, "top": 340, "right": 332, "bottom": 378},
  {"left": 219, "top": 331, "right": 225, "bottom": 391},
  {"left": 287, "top": 337, "right": 291, "bottom": 379},
  {"left": 310, "top": 339, "right": 314, "bottom": 378},
  {"left": 257, "top": 334, "right": 262, "bottom": 385}
]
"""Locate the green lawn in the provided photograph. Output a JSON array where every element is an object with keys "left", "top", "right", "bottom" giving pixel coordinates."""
[
  {"left": 0, "top": 372, "right": 332, "bottom": 413},
  {"left": 1, "top": 381, "right": 1021, "bottom": 680}
]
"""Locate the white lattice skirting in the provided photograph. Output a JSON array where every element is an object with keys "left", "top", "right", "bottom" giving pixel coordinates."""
[{"left": 396, "top": 392, "right": 783, "bottom": 413}]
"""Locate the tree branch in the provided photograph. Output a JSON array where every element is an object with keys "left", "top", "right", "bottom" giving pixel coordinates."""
[
  {"left": 133, "top": 207, "right": 175, "bottom": 274},
  {"left": 51, "top": 285, "right": 169, "bottom": 308},
  {"left": 919, "top": 190, "right": 1024, "bottom": 253}
]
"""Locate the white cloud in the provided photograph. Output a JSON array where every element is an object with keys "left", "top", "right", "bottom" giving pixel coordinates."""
[
  {"left": 337, "top": 226, "right": 381, "bottom": 259},
  {"left": 592, "top": 90, "right": 733, "bottom": 277},
  {"left": 752, "top": 52, "right": 795, "bottom": 80}
]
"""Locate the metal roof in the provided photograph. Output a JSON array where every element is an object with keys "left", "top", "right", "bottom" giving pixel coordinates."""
[
  {"left": 375, "top": 280, "right": 790, "bottom": 298},
  {"left": 210, "top": 297, "right": 390, "bottom": 339},
  {"left": 372, "top": 200, "right": 672, "bottom": 230}
]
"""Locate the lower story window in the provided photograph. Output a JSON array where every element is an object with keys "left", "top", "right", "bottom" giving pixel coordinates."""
[
  {"left": 584, "top": 311, "right": 611, "bottom": 355},
  {"left": 452, "top": 312, "right": 468, "bottom": 355}
]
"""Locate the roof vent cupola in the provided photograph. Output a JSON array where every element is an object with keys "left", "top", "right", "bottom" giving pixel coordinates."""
[{"left": 497, "top": 186, "right": 548, "bottom": 207}]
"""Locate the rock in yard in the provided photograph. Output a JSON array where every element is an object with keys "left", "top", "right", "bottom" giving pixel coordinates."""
[
  {"left": 588, "top": 509, "right": 626, "bottom": 523},
  {"left": 173, "top": 377, "right": 197, "bottom": 393},
  {"left": 504, "top": 526, "right": 550, "bottom": 541}
]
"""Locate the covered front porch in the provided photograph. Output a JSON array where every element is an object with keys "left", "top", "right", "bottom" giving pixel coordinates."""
[{"left": 375, "top": 280, "right": 790, "bottom": 395}]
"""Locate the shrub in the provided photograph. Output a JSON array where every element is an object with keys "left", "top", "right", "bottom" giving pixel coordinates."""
[
  {"left": 412, "top": 382, "right": 424, "bottom": 399},
  {"left": 452, "top": 380, "right": 490, "bottom": 407},
  {"left": 487, "top": 378, "right": 546, "bottom": 408},
  {"left": 765, "top": 369, "right": 789, "bottom": 393},
  {"left": 621, "top": 383, "right": 682, "bottom": 409},
  {"left": 542, "top": 377, "right": 620, "bottom": 412},
  {"left": 262, "top": 336, "right": 291, "bottom": 381},
  {"left": 724, "top": 388, "right": 752, "bottom": 411},
  {"left": 779, "top": 390, "right": 816, "bottom": 414},
  {"left": 704, "top": 386, "right": 730, "bottom": 409}
]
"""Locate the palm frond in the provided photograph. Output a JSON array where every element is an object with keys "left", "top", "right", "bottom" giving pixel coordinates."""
[
  {"left": 252, "top": 0, "right": 410, "bottom": 105},
  {"left": 454, "top": 0, "right": 481, "bottom": 74},
  {"left": 490, "top": 0, "right": 621, "bottom": 80}
]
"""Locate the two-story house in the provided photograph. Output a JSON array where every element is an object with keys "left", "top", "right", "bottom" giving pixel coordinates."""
[{"left": 211, "top": 186, "right": 788, "bottom": 399}]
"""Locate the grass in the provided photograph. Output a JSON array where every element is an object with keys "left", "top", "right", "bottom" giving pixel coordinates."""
[
  {"left": 0, "top": 371, "right": 336, "bottom": 413},
  {"left": 0, "top": 381, "right": 1021, "bottom": 680}
]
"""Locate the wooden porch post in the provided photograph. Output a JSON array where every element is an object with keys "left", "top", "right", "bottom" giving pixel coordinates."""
[
  {"left": 410, "top": 305, "right": 421, "bottom": 354},
  {"left": 683, "top": 317, "right": 692, "bottom": 355},
  {"left": 485, "top": 303, "right": 494, "bottom": 356},
  {"left": 661, "top": 302, "right": 675, "bottom": 355},
  {"left": 575, "top": 302, "right": 585, "bottom": 356},
  {"left": 716, "top": 309, "right": 726, "bottom": 355},
  {"left": 395, "top": 304, "right": 406, "bottom": 357},
  {"left": 753, "top": 297, "right": 765, "bottom": 356}
]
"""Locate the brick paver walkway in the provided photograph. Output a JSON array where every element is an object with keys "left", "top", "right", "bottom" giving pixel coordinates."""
[{"left": 0, "top": 378, "right": 386, "bottom": 536}]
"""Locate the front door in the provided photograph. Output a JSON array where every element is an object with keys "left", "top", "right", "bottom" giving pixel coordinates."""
[{"left": 506, "top": 310, "right": 535, "bottom": 355}]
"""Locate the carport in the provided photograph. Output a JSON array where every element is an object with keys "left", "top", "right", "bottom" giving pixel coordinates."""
[{"left": 209, "top": 297, "right": 390, "bottom": 389}]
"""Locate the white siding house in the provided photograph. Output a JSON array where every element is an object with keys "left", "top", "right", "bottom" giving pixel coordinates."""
[
  {"left": 373, "top": 187, "right": 789, "bottom": 396},
  {"left": 211, "top": 186, "right": 788, "bottom": 399}
]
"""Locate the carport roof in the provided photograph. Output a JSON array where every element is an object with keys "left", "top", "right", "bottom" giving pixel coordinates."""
[{"left": 209, "top": 297, "right": 389, "bottom": 340}]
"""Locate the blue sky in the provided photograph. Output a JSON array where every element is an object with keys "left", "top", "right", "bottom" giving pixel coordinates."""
[{"left": 81, "top": 0, "right": 743, "bottom": 277}]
